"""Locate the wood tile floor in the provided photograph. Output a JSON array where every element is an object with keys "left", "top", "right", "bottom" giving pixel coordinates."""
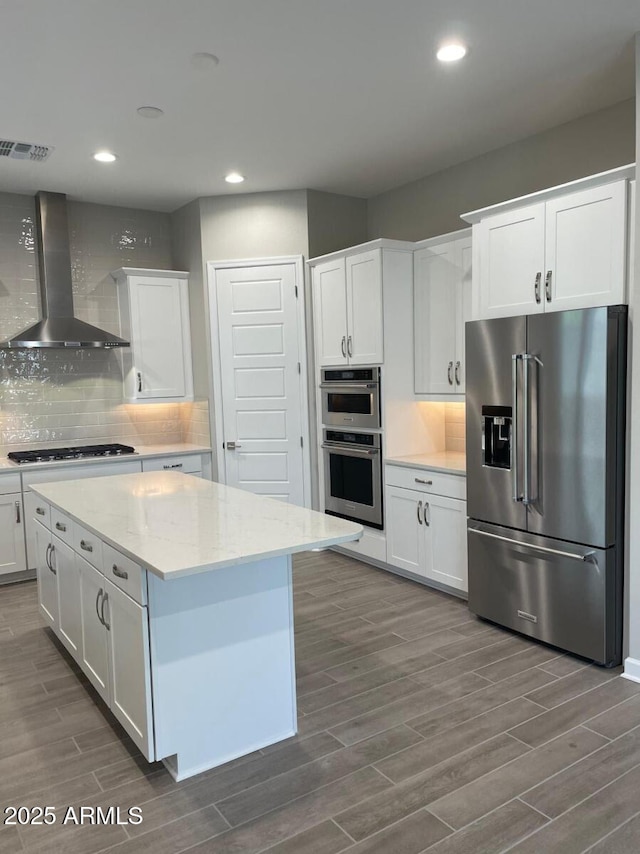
[{"left": 2, "top": 550, "right": 640, "bottom": 854}]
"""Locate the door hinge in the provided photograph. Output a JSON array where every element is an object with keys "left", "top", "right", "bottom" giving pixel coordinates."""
[
  {"left": 300, "top": 436, "right": 304, "bottom": 448},
  {"left": 294, "top": 285, "right": 299, "bottom": 298}
]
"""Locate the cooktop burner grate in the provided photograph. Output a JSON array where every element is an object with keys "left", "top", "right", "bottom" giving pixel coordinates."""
[{"left": 8, "top": 443, "right": 136, "bottom": 464}]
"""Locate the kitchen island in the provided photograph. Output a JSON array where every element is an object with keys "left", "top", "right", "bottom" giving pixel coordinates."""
[{"left": 30, "top": 471, "right": 362, "bottom": 781}]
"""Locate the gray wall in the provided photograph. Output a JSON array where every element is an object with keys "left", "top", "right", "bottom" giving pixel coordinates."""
[
  {"left": 307, "top": 190, "right": 368, "bottom": 258},
  {"left": 368, "top": 98, "right": 636, "bottom": 241}
]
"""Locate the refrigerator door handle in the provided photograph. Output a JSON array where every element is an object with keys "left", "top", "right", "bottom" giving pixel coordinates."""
[
  {"left": 468, "top": 527, "right": 596, "bottom": 562},
  {"left": 522, "top": 353, "right": 533, "bottom": 505},
  {"left": 511, "top": 353, "right": 522, "bottom": 503}
]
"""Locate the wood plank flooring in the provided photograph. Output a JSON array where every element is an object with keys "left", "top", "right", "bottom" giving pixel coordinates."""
[{"left": 2, "top": 549, "right": 640, "bottom": 854}]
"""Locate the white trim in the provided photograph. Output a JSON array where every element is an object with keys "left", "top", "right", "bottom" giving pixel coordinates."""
[
  {"left": 307, "top": 238, "right": 415, "bottom": 266},
  {"left": 622, "top": 657, "right": 640, "bottom": 683},
  {"left": 111, "top": 267, "right": 189, "bottom": 281},
  {"left": 461, "top": 163, "right": 635, "bottom": 224},
  {"left": 413, "top": 227, "right": 471, "bottom": 249},
  {"left": 206, "top": 256, "right": 312, "bottom": 509}
]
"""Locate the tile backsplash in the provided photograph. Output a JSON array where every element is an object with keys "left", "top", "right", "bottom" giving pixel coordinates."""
[
  {"left": 444, "top": 401, "right": 466, "bottom": 453},
  {"left": 0, "top": 191, "right": 210, "bottom": 450}
]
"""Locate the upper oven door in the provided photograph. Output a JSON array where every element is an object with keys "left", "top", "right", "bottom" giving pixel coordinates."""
[{"left": 320, "top": 382, "right": 381, "bottom": 429}]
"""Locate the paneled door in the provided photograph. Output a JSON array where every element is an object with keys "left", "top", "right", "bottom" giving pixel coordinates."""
[{"left": 213, "top": 261, "right": 308, "bottom": 506}]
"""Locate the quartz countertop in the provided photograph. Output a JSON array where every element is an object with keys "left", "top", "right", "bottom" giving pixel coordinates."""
[
  {"left": 0, "top": 443, "right": 212, "bottom": 472},
  {"left": 385, "top": 451, "right": 466, "bottom": 476},
  {"left": 31, "top": 472, "right": 362, "bottom": 580}
]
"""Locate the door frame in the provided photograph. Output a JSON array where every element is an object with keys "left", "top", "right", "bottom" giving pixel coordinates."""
[{"left": 207, "top": 256, "right": 312, "bottom": 508}]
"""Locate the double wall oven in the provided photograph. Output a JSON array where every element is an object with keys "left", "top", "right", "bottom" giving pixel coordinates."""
[{"left": 320, "top": 368, "right": 383, "bottom": 530}]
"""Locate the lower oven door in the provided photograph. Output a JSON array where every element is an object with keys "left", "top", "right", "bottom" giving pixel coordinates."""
[{"left": 322, "top": 443, "right": 383, "bottom": 529}]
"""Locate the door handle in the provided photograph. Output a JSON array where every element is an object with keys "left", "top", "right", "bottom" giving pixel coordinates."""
[
  {"left": 15, "top": 501, "right": 20, "bottom": 524},
  {"left": 347, "top": 335, "right": 353, "bottom": 357},
  {"left": 512, "top": 353, "right": 522, "bottom": 503},
  {"left": 112, "top": 564, "right": 129, "bottom": 580},
  {"left": 137, "top": 371, "right": 143, "bottom": 393},
  {"left": 101, "top": 592, "right": 110, "bottom": 631},
  {"left": 226, "top": 441, "right": 242, "bottom": 450},
  {"left": 47, "top": 543, "right": 56, "bottom": 575},
  {"left": 96, "top": 589, "right": 104, "bottom": 625},
  {"left": 417, "top": 500, "right": 423, "bottom": 525},
  {"left": 455, "top": 361, "right": 461, "bottom": 386},
  {"left": 414, "top": 478, "right": 433, "bottom": 485},
  {"left": 468, "top": 528, "right": 596, "bottom": 562},
  {"left": 447, "top": 361, "right": 453, "bottom": 385},
  {"left": 534, "top": 272, "right": 542, "bottom": 304},
  {"left": 423, "top": 502, "right": 430, "bottom": 526},
  {"left": 545, "top": 270, "right": 552, "bottom": 302},
  {"left": 341, "top": 336, "right": 346, "bottom": 357}
]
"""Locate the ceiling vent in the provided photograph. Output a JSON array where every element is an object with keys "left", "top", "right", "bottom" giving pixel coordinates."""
[{"left": 0, "top": 140, "right": 53, "bottom": 162}]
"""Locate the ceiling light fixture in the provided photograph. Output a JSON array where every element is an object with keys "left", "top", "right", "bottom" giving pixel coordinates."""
[
  {"left": 225, "top": 172, "right": 245, "bottom": 184},
  {"left": 436, "top": 42, "right": 467, "bottom": 62},
  {"left": 137, "top": 106, "right": 164, "bottom": 119},
  {"left": 191, "top": 52, "right": 220, "bottom": 70},
  {"left": 93, "top": 150, "right": 117, "bottom": 163}
]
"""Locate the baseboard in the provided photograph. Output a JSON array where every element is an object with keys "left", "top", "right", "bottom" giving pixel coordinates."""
[{"left": 622, "top": 657, "right": 640, "bottom": 683}]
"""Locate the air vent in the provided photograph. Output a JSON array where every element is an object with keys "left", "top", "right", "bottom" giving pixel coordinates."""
[{"left": 0, "top": 140, "right": 53, "bottom": 162}]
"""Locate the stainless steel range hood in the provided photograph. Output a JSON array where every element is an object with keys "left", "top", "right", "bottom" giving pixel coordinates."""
[{"left": 0, "top": 192, "right": 129, "bottom": 348}]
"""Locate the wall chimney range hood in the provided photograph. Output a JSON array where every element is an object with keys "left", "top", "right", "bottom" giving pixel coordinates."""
[{"left": 0, "top": 191, "right": 129, "bottom": 348}]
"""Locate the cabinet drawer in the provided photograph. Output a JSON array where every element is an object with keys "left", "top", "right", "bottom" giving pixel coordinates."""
[
  {"left": 74, "top": 524, "right": 103, "bottom": 571},
  {"left": 142, "top": 454, "right": 201, "bottom": 474},
  {"left": 102, "top": 543, "right": 146, "bottom": 606},
  {"left": 51, "top": 508, "right": 74, "bottom": 546},
  {"left": 32, "top": 499, "right": 51, "bottom": 528},
  {"left": 385, "top": 465, "right": 466, "bottom": 500},
  {"left": 0, "top": 473, "right": 21, "bottom": 495}
]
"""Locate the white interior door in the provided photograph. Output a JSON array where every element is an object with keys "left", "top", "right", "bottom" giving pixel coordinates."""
[{"left": 214, "top": 262, "right": 307, "bottom": 506}]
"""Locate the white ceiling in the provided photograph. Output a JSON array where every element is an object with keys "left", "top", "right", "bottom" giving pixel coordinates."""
[{"left": 0, "top": 0, "right": 638, "bottom": 212}]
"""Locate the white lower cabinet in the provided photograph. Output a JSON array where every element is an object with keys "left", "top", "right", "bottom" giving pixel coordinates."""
[
  {"left": 79, "top": 557, "right": 111, "bottom": 703},
  {"left": 35, "top": 521, "right": 58, "bottom": 630},
  {"left": 53, "top": 535, "right": 82, "bottom": 658},
  {"left": 385, "top": 474, "right": 468, "bottom": 593},
  {"left": 0, "top": 492, "right": 26, "bottom": 577}
]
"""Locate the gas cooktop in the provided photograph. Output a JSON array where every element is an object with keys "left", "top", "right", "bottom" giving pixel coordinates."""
[{"left": 8, "top": 443, "right": 136, "bottom": 464}]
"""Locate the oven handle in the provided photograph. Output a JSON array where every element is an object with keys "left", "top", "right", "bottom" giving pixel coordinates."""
[
  {"left": 321, "top": 444, "right": 380, "bottom": 457},
  {"left": 320, "top": 383, "right": 378, "bottom": 390}
]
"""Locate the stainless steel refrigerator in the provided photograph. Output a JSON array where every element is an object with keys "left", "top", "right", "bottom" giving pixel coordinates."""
[{"left": 465, "top": 305, "right": 627, "bottom": 666}]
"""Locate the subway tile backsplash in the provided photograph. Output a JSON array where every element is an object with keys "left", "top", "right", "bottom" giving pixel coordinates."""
[
  {"left": 0, "top": 191, "right": 210, "bottom": 450},
  {"left": 444, "top": 401, "right": 466, "bottom": 453}
]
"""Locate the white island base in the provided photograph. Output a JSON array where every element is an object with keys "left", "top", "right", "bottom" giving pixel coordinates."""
[
  {"left": 149, "top": 555, "right": 296, "bottom": 781},
  {"left": 31, "top": 472, "right": 361, "bottom": 782}
]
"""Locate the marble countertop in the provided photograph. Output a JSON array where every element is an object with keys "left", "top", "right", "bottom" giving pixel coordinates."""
[
  {"left": 31, "top": 472, "right": 362, "bottom": 580},
  {"left": 385, "top": 450, "right": 466, "bottom": 476},
  {"left": 0, "top": 443, "right": 212, "bottom": 472}
]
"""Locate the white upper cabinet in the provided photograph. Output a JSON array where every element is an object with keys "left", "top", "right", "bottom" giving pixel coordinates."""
[
  {"left": 311, "top": 247, "right": 383, "bottom": 366},
  {"left": 414, "top": 230, "right": 471, "bottom": 395},
  {"left": 463, "top": 166, "right": 633, "bottom": 320},
  {"left": 113, "top": 268, "right": 194, "bottom": 403}
]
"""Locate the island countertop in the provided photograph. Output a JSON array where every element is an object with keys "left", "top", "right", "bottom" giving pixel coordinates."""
[{"left": 31, "top": 471, "right": 362, "bottom": 580}]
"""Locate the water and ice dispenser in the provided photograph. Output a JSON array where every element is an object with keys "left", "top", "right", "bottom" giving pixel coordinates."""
[{"left": 482, "top": 406, "right": 512, "bottom": 469}]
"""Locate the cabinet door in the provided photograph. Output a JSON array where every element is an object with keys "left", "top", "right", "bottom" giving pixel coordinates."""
[
  {"left": 312, "top": 258, "right": 348, "bottom": 366},
  {"left": 414, "top": 243, "right": 457, "bottom": 394},
  {"left": 454, "top": 236, "right": 472, "bottom": 394},
  {"left": 544, "top": 180, "right": 627, "bottom": 312},
  {"left": 78, "top": 556, "right": 109, "bottom": 703},
  {"left": 424, "top": 495, "right": 468, "bottom": 593},
  {"left": 104, "top": 580, "right": 154, "bottom": 760},
  {"left": 386, "top": 486, "right": 427, "bottom": 575},
  {"left": 0, "top": 492, "right": 26, "bottom": 576},
  {"left": 346, "top": 249, "right": 383, "bottom": 365},
  {"left": 35, "top": 522, "right": 58, "bottom": 629},
  {"left": 129, "top": 277, "right": 191, "bottom": 399},
  {"left": 53, "top": 536, "right": 82, "bottom": 660},
  {"left": 478, "top": 203, "right": 545, "bottom": 318}
]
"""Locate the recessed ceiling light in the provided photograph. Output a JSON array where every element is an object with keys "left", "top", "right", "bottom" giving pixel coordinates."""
[
  {"left": 93, "top": 150, "right": 117, "bottom": 163},
  {"left": 436, "top": 42, "right": 467, "bottom": 62},
  {"left": 191, "top": 52, "right": 220, "bottom": 70},
  {"left": 225, "top": 172, "right": 245, "bottom": 184},
  {"left": 137, "top": 106, "right": 164, "bottom": 119}
]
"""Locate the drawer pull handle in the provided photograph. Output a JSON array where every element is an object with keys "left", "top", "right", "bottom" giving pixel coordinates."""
[
  {"left": 55, "top": 522, "right": 67, "bottom": 532},
  {"left": 15, "top": 501, "right": 21, "bottom": 524},
  {"left": 163, "top": 463, "right": 183, "bottom": 469},
  {"left": 80, "top": 539, "right": 93, "bottom": 553},
  {"left": 36, "top": 507, "right": 46, "bottom": 516},
  {"left": 414, "top": 478, "right": 433, "bottom": 485},
  {"left": 112, "top": 564, "right": 129, "bottom": 580}
]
